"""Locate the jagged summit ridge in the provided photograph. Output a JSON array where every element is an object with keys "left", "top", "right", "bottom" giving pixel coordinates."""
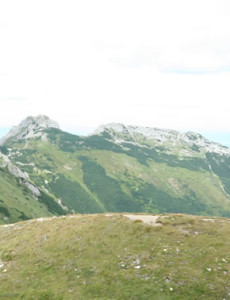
[
  {"left": 0, "top": 115, "right": 59, "bottom": 145},
  {"left": 94, "top": 123, "right": 179, "bottom": 140},
  {"left": 94, "top": 123, "right": 230, "bottom": 155},
  {"left": 1, "top": 117, "right": 229, "bottom": 155}
]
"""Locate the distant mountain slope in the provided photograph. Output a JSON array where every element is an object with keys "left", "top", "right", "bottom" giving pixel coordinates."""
[
  {"left": 0, "top": 115, "right": 230, "bottom": 223},
  {"left": 0, "top": 153, "right": 66, "bottom": 224}
]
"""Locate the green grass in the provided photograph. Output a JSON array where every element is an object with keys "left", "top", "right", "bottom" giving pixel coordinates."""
[
  {"left": 0, "top": 167, "right": 53, "bottom": 224},
  {"left": 3, "top": 129, "right": 230, "bottom": 222},
  {"left": 1, "top": 213, "right": 230, "bottom": 299},
  {"left": 79, "top": 156, "right": 140, "bottom": 212},
  {"left": 49, "top": 173, "right": 104, "bottom": 213}
]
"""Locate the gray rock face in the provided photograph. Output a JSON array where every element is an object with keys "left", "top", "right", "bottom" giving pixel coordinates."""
[
  {"left": 0, "top": 115, "right": 60, "bottom": 145},
  {"left": 22, "top": 181, "right": 40, "bottom": 197},
  {"left": 0, "top": 152, "right": 27, "bottom": 178},
  {"left": 94, "top": 123, "right": 230, "bottom": 155},
  {"left": 0, "top": 152, "right": 40, "bottom": 197}
]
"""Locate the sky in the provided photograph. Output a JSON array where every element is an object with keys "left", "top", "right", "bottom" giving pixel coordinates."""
[{"left": 0, "top": 0, "right": 230, "bottom": 146}]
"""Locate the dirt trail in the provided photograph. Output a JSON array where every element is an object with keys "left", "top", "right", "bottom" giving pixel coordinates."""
[{"left": 123, "top": 214, "right": 161, "bottom": 226}]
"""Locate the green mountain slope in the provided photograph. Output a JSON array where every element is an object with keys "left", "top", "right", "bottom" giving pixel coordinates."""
[
  {"left": 0, "top": 149, "right": 67, "bottom": 224},
  {"left": 1, "top": 213, "right": 230, "bottom": 299},
  {"left": 1, "top": 115, "right": 230, "bottom": 223},
  {"left": 0, "top": 157, "right": 67, "bottom": 224}
]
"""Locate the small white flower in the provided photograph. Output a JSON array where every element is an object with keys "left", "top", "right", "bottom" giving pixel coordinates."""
[
  {"left": 207, "top": 268, "right": 212, "bottom": 272},
  {"left": 135, "top": 265, "right": 141, "bottom": 269},
  {"left": 170, "top": 287, "right": 173, "bottom": 291}
]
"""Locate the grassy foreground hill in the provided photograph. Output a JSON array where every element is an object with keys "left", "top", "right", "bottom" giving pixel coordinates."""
[{"left": 1, "top": 213, "right": 230, "bottom": 299}]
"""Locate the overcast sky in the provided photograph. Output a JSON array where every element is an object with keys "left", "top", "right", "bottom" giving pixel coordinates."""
[{"left": 1, "top": 0, "right": 230, "bottom": 145}]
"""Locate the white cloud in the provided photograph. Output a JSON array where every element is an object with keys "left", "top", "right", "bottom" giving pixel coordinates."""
[{"left": 0, "top": 0, "right": 230, "bottom": 135}]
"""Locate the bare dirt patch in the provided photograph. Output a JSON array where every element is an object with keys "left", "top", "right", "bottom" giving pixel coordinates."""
[{"left": 123, "top": 214, "right": 162, "bottom": 226}]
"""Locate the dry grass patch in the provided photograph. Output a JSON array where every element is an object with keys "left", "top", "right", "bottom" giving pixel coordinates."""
[{"left": 0, "top": 213, "right": 230, "bottom": 299}]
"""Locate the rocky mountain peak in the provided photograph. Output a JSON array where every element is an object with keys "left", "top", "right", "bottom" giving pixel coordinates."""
[
  {"left": 19, "top": 115, "right": 59, "bottom": 130},
  {"left": 94, "top": 123, "right": 230, "bottom": 155},
  {"left": 94, "top": 123, "right": 178, "bottom": 139},
  {"left": 0, "top": 115, "right": 60, "bottom": 145}
]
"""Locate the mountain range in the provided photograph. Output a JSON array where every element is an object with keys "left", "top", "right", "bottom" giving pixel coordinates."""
[{"left": 0, "top": 115, "right": 230, "bottom": 224}]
